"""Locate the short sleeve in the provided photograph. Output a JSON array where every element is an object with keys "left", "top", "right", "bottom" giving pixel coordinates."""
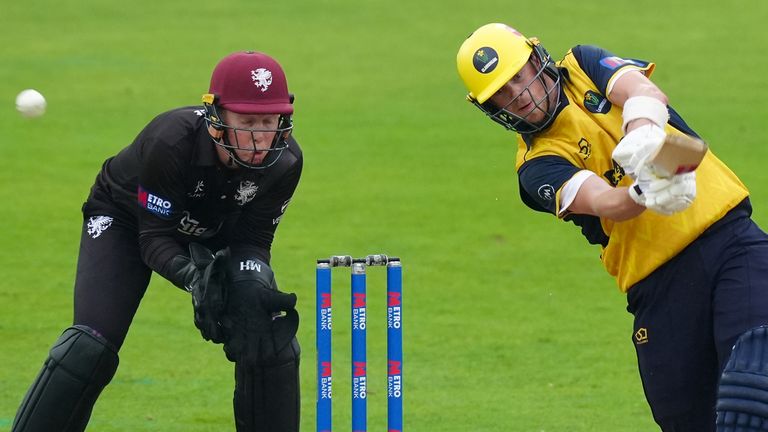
[{"left": 518, "top": 156, "right": 581, "bottom": 215}]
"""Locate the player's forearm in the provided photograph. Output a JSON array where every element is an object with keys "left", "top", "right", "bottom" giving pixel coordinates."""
[{"left": 590, "top": 187, "right": 645, "bottom": 221}]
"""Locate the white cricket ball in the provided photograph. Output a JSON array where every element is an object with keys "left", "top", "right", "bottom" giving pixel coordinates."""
[{"left": 15, "top": 89, "right": 47, "bottom": 118}]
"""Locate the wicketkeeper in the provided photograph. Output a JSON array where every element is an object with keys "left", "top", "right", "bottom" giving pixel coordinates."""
[
  {"left": 457, "top": 23, "right": 768, "bottom": 431},
  {"left": 11, "top": 51, "right": 303, "bottom": 432}
]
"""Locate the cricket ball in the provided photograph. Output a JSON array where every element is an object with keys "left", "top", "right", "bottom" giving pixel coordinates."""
[{"left": 15, "top": 89, "right": 47, "bottom": 118}]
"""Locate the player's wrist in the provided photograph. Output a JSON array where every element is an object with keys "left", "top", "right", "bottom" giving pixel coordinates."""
[
  {"left": 167, "top": 255, "right": 196, "bottom": 291},
  {"left": 627, "top": 182, "right": 646, "bottom": 206},
  {"left": 624, "top": 118, "right": 655, "bottom": 133}
]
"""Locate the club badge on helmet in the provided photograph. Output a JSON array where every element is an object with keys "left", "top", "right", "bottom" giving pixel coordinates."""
[
  {"left": 203, "top": 51, "right": 294, "bottom": 169},
  {"left": 456, "top": 23, "right": 561, "bottom": 134}
]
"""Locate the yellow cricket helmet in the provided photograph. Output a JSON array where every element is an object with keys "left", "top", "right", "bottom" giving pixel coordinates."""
[
  {"left": 457, "top": 23, "right": 533, "bottom": 104},
  {"left": 456, "top": 23, "right": 562, "bottom": 134}
]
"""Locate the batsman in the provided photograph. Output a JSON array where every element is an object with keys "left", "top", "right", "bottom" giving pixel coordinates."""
[
  {"left": 11, "top": 51, "right": 303, "bottom": 431},
  {"left": 457, "top": 23, "right": 768, "bottom": 431}
]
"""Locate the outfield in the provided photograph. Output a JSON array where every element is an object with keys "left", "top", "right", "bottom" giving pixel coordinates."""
[{"left": 2, "top": 1, "right": 767, "bottom": 431}]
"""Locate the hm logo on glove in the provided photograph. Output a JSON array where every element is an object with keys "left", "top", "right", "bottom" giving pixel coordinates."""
[{"left": 240, "top": 260, "right": 262, "bottom": 272}]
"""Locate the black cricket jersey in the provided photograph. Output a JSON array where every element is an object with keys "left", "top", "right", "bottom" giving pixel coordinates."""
[{"left": 83, "top": 106, "right": 303, "bottom": 280}]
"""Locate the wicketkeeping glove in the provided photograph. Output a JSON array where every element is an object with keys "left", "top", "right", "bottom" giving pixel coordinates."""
[
  {"left": 168, "top": 244, "right": 228, "bottom": 343},
  {"left": 221, "top": 257, "right": 299, "bottom": 363},
  {"left": 612, "top": 124, "right": 666, "bottom": 179}
]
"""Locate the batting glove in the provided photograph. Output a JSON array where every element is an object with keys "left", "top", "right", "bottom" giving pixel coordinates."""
[
  {"left": 629, "top": 170, "right": 696, "bottom": 215},
  {"left": 613, "top": 124, "right": 666, "bottom": 179}
]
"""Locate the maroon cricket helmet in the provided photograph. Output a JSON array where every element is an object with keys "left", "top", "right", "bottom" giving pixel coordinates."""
[{"left": 208, "top": 51, "right": 293, "bottom": 115}]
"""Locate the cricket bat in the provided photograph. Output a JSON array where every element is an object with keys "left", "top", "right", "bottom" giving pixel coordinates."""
[{"left": 647, "top": 134, "right": 708, "bottom": 178}]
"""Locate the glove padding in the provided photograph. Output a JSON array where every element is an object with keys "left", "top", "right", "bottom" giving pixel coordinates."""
[
  {"left": 169, "top": 244, "right": 228, "bottom": 343},
  {"left": 222, "top": 258, "right": 299, "bottom": 363},
  {"left": 612, "top": 124, "right": 666, "bottom": 179},
  {"left": 629, "top": 170, "right": 697, "bottom": 216}
]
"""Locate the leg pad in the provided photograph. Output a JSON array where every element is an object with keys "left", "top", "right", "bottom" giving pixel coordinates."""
[
  {"left": 12, "top": 325, "right": 119, "bottom": 432},
  {"left": 717, "top": 326, "right": 768, "bottom": 431},
  {"left": 234, "top": 338, "right": 300, "bottom": 432}
]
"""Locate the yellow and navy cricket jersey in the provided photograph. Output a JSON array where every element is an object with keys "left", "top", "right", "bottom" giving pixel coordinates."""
[{"left": 515, "top": 45, "right": 749, "bottom": 291}]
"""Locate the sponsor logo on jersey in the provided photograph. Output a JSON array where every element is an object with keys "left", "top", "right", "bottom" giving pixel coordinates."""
[
  {"left": 473, "top": 47, "right": 499, "bottom": 74},
  {"left": 583, "top": 90, "right": 612, "bottom": 114},
  {"left": 138, "top": 186, "right": 173, "bottom": 218},
  {"left": 577, "top": 138, "right": 592, "bottom": 160},
  {"left": 537, "top": 184, "right": 555, "bottom": 201},
  {"left": 187, "top": 180, "right": 205, "bottom": 198},
  {"left": 177, "top": 211, "right": 208, "bottom": 236},
  {"left": 251, "top": 68, "right": 273, "bottom": 92},
  {"left": 599, "top": 56, "right": 644, "bottom": 70},
  {"left": 235, "top": 180, "right": 259, "bottom": 206},
  {"left": 86, "top": 215, "right": 113, "bottom": 239}
]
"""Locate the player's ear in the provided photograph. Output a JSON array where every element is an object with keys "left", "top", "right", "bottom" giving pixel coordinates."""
[
  {"left": 281, "top": 94, "right": 294, "bottom": 140},
  {"left": 280, "top": 115, "right": 293, "bottom": 140}
]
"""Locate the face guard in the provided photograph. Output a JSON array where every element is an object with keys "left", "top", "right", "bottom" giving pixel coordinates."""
[
  {"left": 457, "top": 23, "right": 562, "bottom": 134},
  {"left": 203, "top": 94, "right": 293, "bottom": 169},
  {"left": 205, "top": 51, "right": 294, "bottom": 169},
  {"left": 476, "top": 46, "right": 561, "bottom": 134}
]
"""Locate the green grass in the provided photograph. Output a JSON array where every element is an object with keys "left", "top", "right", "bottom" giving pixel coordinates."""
[{"left": 2, "top": 0, "right": 768, "bottom": 430}]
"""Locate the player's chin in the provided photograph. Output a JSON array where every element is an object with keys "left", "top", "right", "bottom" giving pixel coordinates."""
[
  {"left": 524, "top": 108, "right": 547, "bottom": 124},
  {"left": 234, "top": 150, "right": 262, "bottom": 163},
  {"left": 247, "top": 152, "right": 267, "bottom": 165}
]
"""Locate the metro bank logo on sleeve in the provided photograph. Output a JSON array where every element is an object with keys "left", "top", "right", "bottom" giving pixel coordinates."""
[
  {"left": 599, "top": 56, "right": 646, "bottom": 71},
  {"left": 138, "top": 186, "right": 174, "bottom": 218}
]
